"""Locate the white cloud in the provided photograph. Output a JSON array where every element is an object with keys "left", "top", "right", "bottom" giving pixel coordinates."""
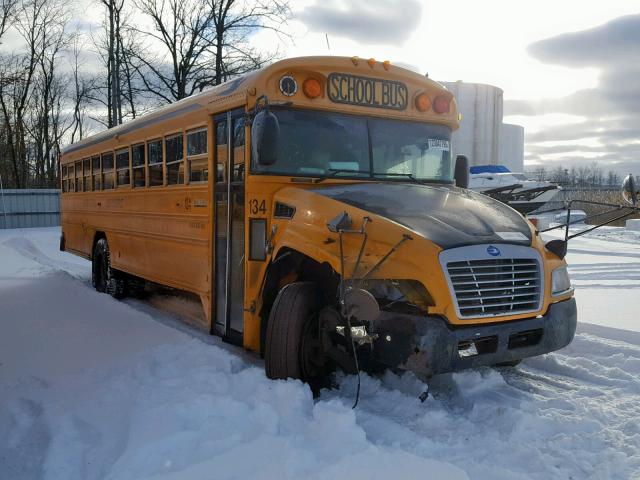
[{"left": 298, "top": 0, "right": 423, "bottom": 45}]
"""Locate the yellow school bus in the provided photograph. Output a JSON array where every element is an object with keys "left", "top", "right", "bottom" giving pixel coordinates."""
[{"left": 60, "top": 56, "right": 576, "bottom": 387}]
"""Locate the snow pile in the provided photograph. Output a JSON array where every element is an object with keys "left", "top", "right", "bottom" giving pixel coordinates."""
[
  {"left": 543, "top": 226, "right": 640, "bottom": 333},
  {"left": 1, "top": 227, "right": 640, "bottom": 479},
  {"left": 0, "top": 229, "right": 465, "bottom": 479},
  {"left": 33, "top": 338, "right": 467, "bottom": 480}
]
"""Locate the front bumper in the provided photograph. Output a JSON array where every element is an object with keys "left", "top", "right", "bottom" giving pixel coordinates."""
[{"left": 371, "top": 298, "right": 577, "bottom": 377}]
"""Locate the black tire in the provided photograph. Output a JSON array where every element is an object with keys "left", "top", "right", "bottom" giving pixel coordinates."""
[
  {"left": 495, "top": 359, "right": 522, "bottom": 368},
  {"left": 265, "top": 282, "right": 324, "bottom": 383},
  {"left": 92, "top": 238, "right": 127, "bottom": 299}
]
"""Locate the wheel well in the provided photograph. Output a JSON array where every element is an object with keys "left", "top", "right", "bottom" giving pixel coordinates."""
[
  {"left": 259, "top": 248, "right": 339, "bottom": 355},
  {"left": 91, "top": 231, "right": 106, "bottom": 260}
]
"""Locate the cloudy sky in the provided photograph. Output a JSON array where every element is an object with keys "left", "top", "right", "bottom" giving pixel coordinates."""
[
  {"left": 3, "top": 0, "right": 638, "bottom": 175},
  {"left": 264, "top": 0, "right": 640, "bottom": 175}
]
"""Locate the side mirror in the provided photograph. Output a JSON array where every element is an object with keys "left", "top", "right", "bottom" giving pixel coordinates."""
[
  {"left": 454, "top": 155, "right": 469, "bottom": 189},
  {"left": 622, "top": 174, "right": 638, "bottom": 207},
  {"left": 251, "top": 109, "right": 279, "bottom": 166}
]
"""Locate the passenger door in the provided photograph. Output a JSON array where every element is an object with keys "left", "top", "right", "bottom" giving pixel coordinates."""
[{"left": 213, "top": 109, "right": 246, "bottom": 344}]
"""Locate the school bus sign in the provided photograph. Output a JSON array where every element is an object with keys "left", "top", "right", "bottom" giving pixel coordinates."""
[{"left": 327, "top": 72, "right": 408, "bottom": 110}]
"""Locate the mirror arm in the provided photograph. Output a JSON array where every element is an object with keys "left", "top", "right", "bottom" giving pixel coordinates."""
[
  {"left": 454, "top": 155, "right": 469, "bottom": 189},
  {"left": 566, "top": 208, "right": 638, "bottom": 241}
]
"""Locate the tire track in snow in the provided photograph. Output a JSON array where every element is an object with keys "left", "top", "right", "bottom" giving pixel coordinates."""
[{"left": 3, "top": 237, "right": 84, "bottom": 277}]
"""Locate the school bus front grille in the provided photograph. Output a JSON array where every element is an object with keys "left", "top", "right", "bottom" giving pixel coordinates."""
[{"left": 446, "top": 258, "right": 541, "bottom": 318}]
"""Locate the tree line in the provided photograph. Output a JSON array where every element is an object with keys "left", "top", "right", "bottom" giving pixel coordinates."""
[
  {"left": 526, "top": 163, "right": 637, "bottom": 189},
  {"left": 0, "top": 0, "right": 289, "bottom": 189}
]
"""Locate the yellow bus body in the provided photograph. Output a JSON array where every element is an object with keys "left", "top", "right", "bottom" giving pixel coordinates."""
[{"left": 60, "top": 56, "right": 576, "bottom": 376}]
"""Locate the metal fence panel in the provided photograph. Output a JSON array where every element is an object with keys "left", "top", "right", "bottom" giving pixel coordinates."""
[{"left": 0, "top": 189, "right": 60, "bottom": 229}]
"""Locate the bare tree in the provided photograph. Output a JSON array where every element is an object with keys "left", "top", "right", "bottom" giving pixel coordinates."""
[
  {"left": 90, "top": 0, "right": 142, "bottom": 127},
  {"left": 607, "top": 170, "right": 620, "bottom": 187},
  {"left": 588, "top": 162, "right": 603, "bottom": 187},
  {"left": 131, "top": 0, "right": 217, "bottom": 102},
  {"left": 0, "top": 0, "right": 16, "bottom": 43},
  {"left": 69, "top": 37, "right": 92, "bottom": 143},
  {"left": 0, "top": 0, "right": 49, "bottom": 188},
  {"left": 99, "top": 0, "right": 125, "bottom": 126},
  {"left": 31, "top": 0, "right": 71, "bottom": 186},
  {"left": 210, "top": 0, "right": 290, "bottom": 85},
  {"left": 548, "top": 165, "right": 565, "bottom": 185},
  {"left": 0, "top": 0, "right": 71, "bottom": 188},
  {"left": 131, "top": 0, "right": 290, "bottom": 103},
  {"left": 0, "top": 0, "right": 293, "bottom": 188},
  {"left": 576, "top": 166, "right": 590, "bottom": 187},
  {"left": 568, "top": 166, "right": 577, "bottom": 186},
  {"left": 118, "top": 30, "right": 139, "bottom": 119}
]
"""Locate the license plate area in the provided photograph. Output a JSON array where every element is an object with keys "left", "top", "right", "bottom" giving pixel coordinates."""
[{"left": 458, "top": 335, "right": 498, "bottom": 357}]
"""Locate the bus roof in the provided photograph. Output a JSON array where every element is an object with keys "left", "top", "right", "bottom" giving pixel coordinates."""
[{"left": 62, "top": 56, "right": 457, "bottom": 157}]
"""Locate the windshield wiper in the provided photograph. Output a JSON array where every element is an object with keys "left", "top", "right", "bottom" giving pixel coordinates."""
[
  {"left": 372, "top": 172, "right": 425, "bottom": 184},
  {"left": 314, "top": 169, "right": 428, "bottom": 184},
  {"left": 313, "top": 168, "right": 370, "bottom": 183}
]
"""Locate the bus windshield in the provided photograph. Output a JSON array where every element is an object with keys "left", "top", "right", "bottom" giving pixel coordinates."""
[{"left": 252, "top": 109, "right": 453, "bottom": 183}]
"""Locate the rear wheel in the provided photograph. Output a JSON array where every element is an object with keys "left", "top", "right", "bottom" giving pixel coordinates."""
[
  {"left": 264, "top": 282, "right": 330, "bottom": 390},
  {"left": 92, "top": 238, "right": 127, "bottom": 299}
]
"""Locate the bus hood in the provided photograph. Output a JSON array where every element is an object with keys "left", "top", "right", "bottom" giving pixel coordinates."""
[{"left": 312, "top": 183, "right": 532, "bottom": 249}]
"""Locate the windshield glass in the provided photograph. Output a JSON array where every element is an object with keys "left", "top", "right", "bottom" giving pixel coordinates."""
[{"left": 252, "top": 109, "right": 453, "bottom": 183}]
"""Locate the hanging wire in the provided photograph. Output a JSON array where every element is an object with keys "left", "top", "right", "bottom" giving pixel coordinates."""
[
  {"left": 347, "top": 314, "right": 361, "bottom": 409},
  {"left": 338, "top": 228, "right": 362, "bottom": 409}
]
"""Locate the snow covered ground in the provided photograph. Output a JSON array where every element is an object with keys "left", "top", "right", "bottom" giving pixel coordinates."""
[
  {"left": 1, "top": 227, "right": 639, "bottom": 480},
  {"left": 544, "top": 226, "right": 640, "bottom": 333}
]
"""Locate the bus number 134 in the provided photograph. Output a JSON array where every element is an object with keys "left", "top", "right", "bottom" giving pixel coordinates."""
[{"left": 249, "top": 198, "right": 267, "bottom": 215}]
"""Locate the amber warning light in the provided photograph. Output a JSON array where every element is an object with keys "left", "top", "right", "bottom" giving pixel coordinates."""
[
  {"left": 415, "top": 93, "right": 431, "bottom": 112},
  {"left": 303, "top": 78, "right": 322, "bottom": 98}
]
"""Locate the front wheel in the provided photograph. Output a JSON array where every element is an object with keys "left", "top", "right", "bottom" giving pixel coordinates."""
[{"left": 264, "top": 282, "right": 330, "bottom": 390}]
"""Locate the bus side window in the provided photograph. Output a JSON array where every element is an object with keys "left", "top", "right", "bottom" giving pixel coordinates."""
[
  {"left": 233, "top": 118, "right": 245, "bottom": 146},
  {"left": 148, "top": 139, "right": 163, "bottom": 186},
  {"left": 116, "top": 148, "right": 130, "bottom": 187},
  {"left": 75, "top": 161, "right": 82, "bottom": 192},
  {"left": 216, "top": 120, "right": 227, "bottom": 182},
  {"left": 233, "top": 117, "right": 245, "bottom": 182},
  {"left": 83, "top": 158, "right": 91, "bottom": 191},
  {"left": 68, "top": 163, "right": 75, "bottom": 192},
  {"left": 165, "top": 133, "right": 184, "bottom": 185},
  {"left": 216, "top": 120, "right": 227, "bottom": 146},
  {"left": 187, "top": 127, "right": 208, "bottom": 183},
  {"left": 132, "top": 143, "right": 145, "bottom": 187},
  {"left": 102, "top": 152, "right": 114, "bottom": 190},
  {"left": 91, "top": 156, "right": 101, "bottom": 191},
  {"left": 61, "top": 164, "right": 68, "bottom": 192}
]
